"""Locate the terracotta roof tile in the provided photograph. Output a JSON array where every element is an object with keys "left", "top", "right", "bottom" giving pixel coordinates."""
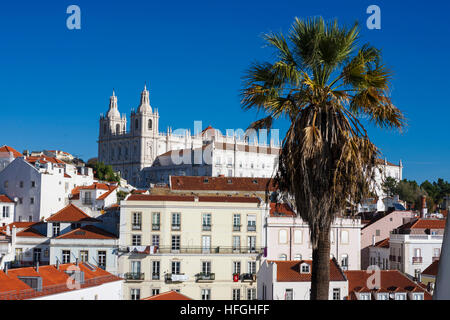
[
  {"left": 0, "top": 145, "right": 23, "bottom": 158},
  {"left": 142, "top": 290, "right": 192, "bottom": 300},
  {"left": 0, "top": 194, "right": 13, "bottom": 203},
  {"left": 16, "top": 227, "right": 46, "bottom": 238},
  {"left": 127, "top": 194, "right": 260, "bottom": 203},
  {"left": 422, "top": 259, "right": 439, "bottom": 277},
  {"left": 374, "top": 238, "right": 390, "bottom": 248},
  {"left": 46, "top": 204, "right": 99, "bottom": 222},
  {"left": 270, "top": 259, "right": 346, "bottom": 282},
  {"left": 96, "top": 187, "right": 117, "bottom": 200},
  {"left": 55, "top": 225, "right": 117, "bottom": 240},
  {"left": 170, "top": 176, "right": 276, "bottom": 192},
  {"left": 270, "top": 203, "right": 296, "bottom": 217}
]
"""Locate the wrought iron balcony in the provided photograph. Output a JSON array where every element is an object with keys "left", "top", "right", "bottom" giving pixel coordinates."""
[
  {"left": 164, "top": 273, "right": 188, "bottom": 283},
  {"left": 152, "top": 273, "right": 160, "bottom": 280},
  {"left": 240, "top": 273, "right": 257, "bottom": 282},
  {"left": 233, "top": 225, "right": 241, "bottom": 232},
  {"left": 82, "top": 198, "right": 93, "bottom": 205},
  {"left": 202, "top": 224, "right": 211, "bottom": 231},
  {"left": 124, "top": 272, "right": 145, "bottom": 281},
  {"left": 247, "top": 225, "right": 256, "bottom": 232},
  {"left": 132, "top": 224, "right": 141, "bottom": 231},
  {"left": 171, "top": 224, "right": 181, "bottom": 231},
  {"left": 122, "top": 246, "right": 264, "bottom": 255},
  {"left": 152, "top": 224, "right": 160, "bottom": 231},
  {"left": 412, "top": 257, "right": 423, "bottom": 264},
  {"left": 195, "top": 272, "right": 215, "bottom": 282}
]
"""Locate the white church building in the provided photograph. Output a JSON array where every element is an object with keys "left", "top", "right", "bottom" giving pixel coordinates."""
[{"left": 98, "top": 86, "right": 281, "bottom": 187}]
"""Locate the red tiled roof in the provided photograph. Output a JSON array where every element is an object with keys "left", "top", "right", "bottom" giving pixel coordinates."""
[
  {"left": 422, "top": 259, "right": 439, "bottom": 277},
  {"left": 16, "top": 227, "right": 46, "bottom": 238},
  {"left": 96, "top": 187, "right": 117, "bottom": 200},
  {"left": 46, "top": 204, "right": 99, "bottom": 222},
  {"left": 127, "top": 194, "right": 260, "bottom": 203},
  {"left": 0, "top": 145, "right": 23, "bottom": 158},
  {"left": 78, "top": 182, "right": 115, "bottom": 191},
  {"left": 0, "top": 194, "right": 13, "bottom": 203},
  {"left": 270, "top": 203, "right": 296, "bottom": 217},
  {"left": 25, "top": 155, "right": 65, "bottom": 165},
  {"left": 345, "top": 270, "right": 432, "bottom": 300},
  {"left": 170, "top": 176, "right": 276, "bottom": 192},
  {"left": 55, "top": 225, "right": 117, "bottom": 240},
  {"left": 270, "top": 259, "right": 346, "bottom": 282},
  {"left": 374, "top": 238, "right": 390, "bottom": 248},
  {"left": 397, "top": 218, "right": 446, "bottom": 231},
  {"left": 0, "top": 263, "right": 122, "bottom": 299},
  {"left": 0, "top": 222, "right": 38, "bottom": 232},
  {"left": 142, "top": 290, "right": 192, "bottom": 300},
  {"left": 375, "top": 158, "right": 400, "bottom": 167}
]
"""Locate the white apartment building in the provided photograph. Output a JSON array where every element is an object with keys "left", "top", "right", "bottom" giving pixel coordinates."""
[
  {"left": 0, "top": 156, "right": 93, "bottom": 221},
  {"left": 389, "top": 218, "right": 444, "bottom": 279},
  {"left": 98, "top": 86, "right": 280, "bottom": 188},
  {"left": 266, "top": 203, "right": 361, "bottom": 270},
  {"left": 0, "top": 146, "right": 23, "bottom": 173},
  {"left": 119, "top": 193, "right": 266, "bottom": 300},
  {"left": 368, "top": 238, "right": 390, "bottom": 270},
  {"left": 0, "top": 195, "right": 15, "bottom": 227},
  {"left": 69, "top": 182, "right": 118, "bottom": 216},
  {"left": 257, "top": 259, "right": 348, "bottom": 300}
]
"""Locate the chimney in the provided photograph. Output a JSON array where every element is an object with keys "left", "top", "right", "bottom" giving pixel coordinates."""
[
  {"left": 4, "top": 264, "right": 7, "bottom": 275},
  {"left": 56, "top": 260, "right": 59, "bottom": 270},
  {"left": 76, "top": 258, "right": 78, "bottom": 266},
  {"left": 36, "top": 261, "right": 39, "bottom": 273},
  {"left": 421, "top": 195, "right": 428, "bottom": 218},
  {"left": 372, "top": 235, "right": 376, "bottom": 246}
]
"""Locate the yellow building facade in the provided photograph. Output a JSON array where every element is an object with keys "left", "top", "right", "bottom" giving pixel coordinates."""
[{"left": 118, "top": 194, "right": 267, "bottom": 300}]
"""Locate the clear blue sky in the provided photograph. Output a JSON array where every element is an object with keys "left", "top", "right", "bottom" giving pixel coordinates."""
[{"left": 0, "top": 0, "right": 449, "bottom": 183}]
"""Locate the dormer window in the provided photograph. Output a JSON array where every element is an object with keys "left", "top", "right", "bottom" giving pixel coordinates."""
[
  {"left": 359, "top": 293, "right": 371, "bottom": 300},
  {"left": 395, "top": 293, "right": 406, "bottom": 300},
  {"left": 412, "top": 293, "right": 424, "bottom": 300},
  {"left": 300, "top": 263, "right": 310, "bottom": 273},
  {"left": 377, "top": 293, "right": 389, "bottom": 300}
]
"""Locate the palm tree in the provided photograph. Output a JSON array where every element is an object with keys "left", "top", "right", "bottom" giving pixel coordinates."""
[{"left": 241, "top": 17, "right": 405, "bottom": 300}]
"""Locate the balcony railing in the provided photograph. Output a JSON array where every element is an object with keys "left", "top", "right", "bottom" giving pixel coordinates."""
[
  {"left": 240, "top": 273, "right": 257, "bottom": 282},
  {"left": 412, "top": 257, "right": 423, "bottom": 264},
  {"left": 247, "top": 225, "right": 256, "bottom": 232},
  {"left": 433, "top": 256, "right": 440, "bottom": 262},
  {"left": 82, "top": 199, "right": 93, "bottom": 205},
  {"left": 152, "top": 273, "right": 160, "bottom": 280},
  {"left": 126, "top": 246, "right": 263, "bottom": 255},
  {"left": 233, "top": 225, "right": 241, "bottom": 232},
  {"left": 195, "top": 272, "right": 215, "bottom": 282},
  {"left": 202, "top": 225, "right": 211, "bottom": 231},
  {"left": 132, "top": 224, "right": 141, "bottom": 231},
  {"left": 124, "top": 272, "right": 145, "bottom": 281},
  {"left": 152, "top": 224, "right": 160, "bottom": 231},
  {"left": 171, "top": 224, "right": 181, "bottom": 231},
  {"left": 164, "top": 273, "right": 188, "bottom": 283}
]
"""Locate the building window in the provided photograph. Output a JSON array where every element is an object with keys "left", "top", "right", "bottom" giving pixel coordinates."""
[
  {"left": 202, "top": 235, "right": 211, "bottom": 253},
  {"left": 30, "top": 197, "right": 34, "bottom": 205},
  {"left": 279, "top": 254, "right": 287, "bottom": 261},
  {"left": 202, "top": 213, "right": 211, "bottom": 231},
  {"left": 232, "top": 288, "right": 241, "bottom": 300},
  {"left": 278, "top": 229, "right": 288, "bottom": 244},
  {"left": 360, "top": 293, "right": 371, "bottom": 300},
  {"left": 171, "top": 212, "right": 181, "bottom": 230},
  {"left": 285, "top": 288, "right": 293, "bottom": 300},
  {"left": 98, "top": 251, "right": 106, "bottom": 269},
  {"left": 294, "top": 230, "right": 302, "bottom": 244},
  {"left": 395, "top": 293, "right": 406, "bottom": 300},
  {"left": 377, "top": 293, "right": 388, "bottom": 300},
  {"left": 152, "top": 235, "right": 160, "bottom": 247},
  {"left": 2, "top": 206, "right": 9, "bottom": 218},
  {"left": 301, "top": 264, "right": 310, "bottom": 273},
  {"left": 247, "top": 214, "right": 256, "bottom": 231},
  {"left": 152, "top": 261, "right": 160, "bottom": 280},
  {"left": 233, "top": 261, "right": 241, "bottom": 275},
  {"left": 4, "top": 181, "right": 8, "bottom": 188},
  {"left": 131, "top": 288, "right": 140, "bottom": 300},
  {"left": 232, "top": 236, "right": 241, "bottom": 251},
  {"left": 80, "top": 250, "right": 89, "bottom": 263},
  {"left": 201, "top": 289, "right": 211, "bottom": 300},
  {"left": 148, "top": 119, "right": 152, "bottom": 130},
  {"left": 152, "top": 289, "right": 160, "bottom": 296},
  {"left": 132, "top": 234, "right": 141, "bottom": 246},
  {"left": 52, "top": 223, "right": 60, "bottom": 237},
  {"left": 132, "top": 212, "right": 142, "bottom": 230},
  {"left": 31, "top": 181, "right": 36, "bottom": 188},
  {"left": 28, "top": 216, "right": 32, "bottom": 222},
  {"left": 333, "top": 288, "right": 341, "bottom": 300},
  {"left": 19, "top": 181, "right": 23, "bottom": 188},
  {"left": 341, "top": 254, "right": 349, "bottom": 270},
  {"left": 62, "top": 250, "right": 71, "bottom": 264},
  {"left": 202, "top": 261, "right": 211, "bottom": 274},
  {"left": 152, "top": 212, "right": 160, "bottom": 230},
  {"left": 341, "top": 230, "right": 349, "bottom": 244},
  {"left": 172, "top": 235, "right": 181, "bottom": 251},
  {"left": 247, "top": 288, "right": 256, "bottom": 300},
  {"left": 247, "top": 236, "right": 256, "bottom": 252},
  {"left": 171, "top": 261, "right": 181, "bottom": 274},
  {"left": 293, "top": 254, "right": 302, "bottom": 261},
  {"left": 413, "top": 293, "right": 424, "bottom": 300},
  {"left": 135, "top": 119, "right": 139, "bottom": 130},
  {"left": 131, "top": 260, "right": 141, "bottom": 276},
  {"left": 233, "top": 214, "right": 241, "bottom": 231},
  {"left": 248, "top": 261, "right": 256, "bottom": 274}
]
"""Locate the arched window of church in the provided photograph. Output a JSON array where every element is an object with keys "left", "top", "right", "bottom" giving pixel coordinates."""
[
  {"left": 148, "top": 119, "right": 152, "bottom": 130},
  {"left": 116, "top": 124, "right": 120, "bottom": 134},
  {"left": 135, "top": 119, "right": 139, "bottom": 130}
]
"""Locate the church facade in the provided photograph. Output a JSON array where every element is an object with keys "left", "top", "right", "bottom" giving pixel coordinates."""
[{"left": 98, "top": 86, "right": 280, "bottom": 187}]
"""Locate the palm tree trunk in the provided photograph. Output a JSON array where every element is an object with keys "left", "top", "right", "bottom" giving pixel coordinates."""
[{"left": 310, "top": 226, "right": 331, "bottom": 300}]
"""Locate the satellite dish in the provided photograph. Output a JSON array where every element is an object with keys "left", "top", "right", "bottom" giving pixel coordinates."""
[{"left": 14, "top": 197, "right": 19, "bottom": 203}]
